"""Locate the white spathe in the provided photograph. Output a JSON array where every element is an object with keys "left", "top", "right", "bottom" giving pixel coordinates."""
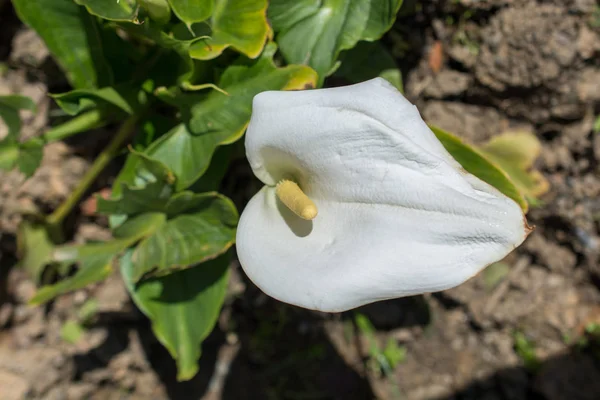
[{"left": 236, "top": 78, "right": 530, "bottom": 312}]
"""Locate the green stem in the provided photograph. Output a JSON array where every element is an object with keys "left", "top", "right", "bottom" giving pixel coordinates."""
[
  {"left": 46, "top": 115, "right": 139, "bottom": 230},
  {"left": 41, "top": 109, "right": 106, "bottom": 143}
]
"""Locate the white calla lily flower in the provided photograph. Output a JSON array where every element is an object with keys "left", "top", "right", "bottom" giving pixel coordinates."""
[{"left": 236, "top": 78, "right": 530, "bottom": 312}]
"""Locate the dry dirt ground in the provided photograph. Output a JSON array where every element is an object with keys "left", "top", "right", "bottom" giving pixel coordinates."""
[{"left": 1, "top": 0, "right": 600, "bottom": 399}]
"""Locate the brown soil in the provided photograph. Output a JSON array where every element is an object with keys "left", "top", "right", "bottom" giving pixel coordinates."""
[{"left": 1, "top": 0, "right": 600, "bottom": 399}]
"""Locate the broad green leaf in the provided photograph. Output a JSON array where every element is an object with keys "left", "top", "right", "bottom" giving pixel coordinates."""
[
  {"left": 269, "top": 0, "right": 403, "bottom": 84},
  {"left": 0, "top": 141, "right": 19, "bottom": 171},
  {"left": 0, "top": 94, "right": 36, "bottom": 138},
  {"left": 52, "top": 85, "right": 140, "bottom": 116},
  {"left": 30, "top": 213, "right": 166, "bottom": 305},
  {"left": 30, "top": 244, "right": 121, "bottom": 305},
  {"left": 479, "top": 131, "right": 549, "bottom": 202},
  {"left": 139, "top": 0, "right": 172, "bottom": 24},
  {"left": 98, "top": 28, "right": 139, "bottom": 84},
  {"left": 149, "top": 43, "right": 317, "bottom": 190},
  {"left": 121, "top": 250, "right": 230, "bottom": 381},
  {"left": 122, "top": 21, "right": 209, "bottom": 84},
  {"left": 75, "top": 0, "right": 139, "bottom": 22},
  {"left": 336, "top": 41, "right": 403, "bottom": 91},
  {"left": 187, "top": 145, "right": 233, "bottom": 193},
  {"left": 17, "top": 138, "right": 44, "bottom": 177},
  {"left": 131, "top": 193, "right": 238, "bottom": 280},
  {"left": 12, "top": 0, "right": 113, "bottom": 89},
  {"left": 168, "top": 0, "right": 213, "bottom": 25},
  {"left": 430, "top": 125, "right": 528, "bottom": 212},
  {"left": 97, "top": 152, "right": 176, "bottom": 216},
  {"left": 0, "top": 95, "right": 36, "bottom": 113},
  {"left": 188, "top": 0, "right": 270, "bottom": 60},
  {"left": 17, "top": 221, "right": 55, "bottom": 285},
  {"left": 136, "top": 114, "right": 179, "bottom": 150},
  {"left": 0, "top": 95, "right": 43, "bottom": 176}
]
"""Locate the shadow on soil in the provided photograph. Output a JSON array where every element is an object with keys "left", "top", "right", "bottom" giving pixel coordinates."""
[
  {"left": 435, "top": 342, "right": 600, "bottom": 400},
  {"left": 69, "top": 293, "right": 600, "bottom": 400}
]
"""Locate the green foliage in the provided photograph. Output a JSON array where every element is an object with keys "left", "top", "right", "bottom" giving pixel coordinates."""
[
  {"left": 60, "top": 299, "right": 99, "bottom": 344},
  {"left": 0, "top": 94, "right": 43, "bottom": 176},
  {"left": 513, "top": 331, "right": 541, "bottom": 372},
  {"left": 75, "top": 0, "right": 140, "bottom": 22},
  {"left": 8, "top": 0, "right": 536, "bottom": 382},
  {"left": 78, "top": 299, "right": 99, "bottom": 324},
  {"left": 269, "top": 0, "right": 404, "bottom": 84},
  {"left": 0, "top": 95, "right": 36, "bottom": 137},
  {"left": 479, "top": 131, "right": 549, "bottom": 205},
  {"left": 168, "top": 0, "right": 213, "bottom": 25},
  {"left": 355, "top": 313, "right": 406, "bottom": 376},
  {"left": 430, "top": 125, "right": 529, "bottom": 212},
  {"left": 336, "top": 41, "right": 403, "bottom": 91},
  {"left": 139, "top": 0, "right": 171, "bottom": 24},
  {"left": 17, "top": 221, "right": 55, "bottom": 285},
  {"left": 30, "top": 213, "right": 167, "bottom": 305},
  {"left": 61, "top": 320, "right": 85, "bottom": 344},
  {"left": 121, "top": 250, "right": 231, "bottom": 380},
  {"left": 128, "top": 192, "right": 238, "bottom": 280},
  {"left": 147, "top": 43, "right": 316, "bottom": 190},
  {"left": 594, "top": 115, "right": 600, "bottom": 134},
  {"left": 187, "top": 0, "right": 270, "bottom": 60},
  {"left": 11, "top": 0, "right": 113, "bottom": 89},
  {"left": 96, "top": 151, "right": 176, "bottom": 216},
  {"left": 52, "top": 85, "right": 141, "bottom": 116}
]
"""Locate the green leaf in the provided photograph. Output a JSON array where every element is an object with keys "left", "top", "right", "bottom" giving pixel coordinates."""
[
  {"left": 122, "top": 21, "right": 208, "bottom": 84},
  {"left": 513, "top": 331, "right": 541, "bottom": 372},
  {"left": 0, "top": 94, "right": 36, "bottom": 138},
  {"left": 97, "top": 151, "right": 176, "bottom": 216},
  {"left": 383, "top": 338, "right": 406, "bottom": 369},
  {"left": 149, "top": 43, "right": 317, "bottom": 190},
  {"left": 430, "top": 125, "right": 528, "bottom": 212},
  {"left": 188, "top": 0, "right": 270, "bottom": 60},
  {"left": 11, "top": 0, "right": 113, "bottom": 89},
  {"left": 479, "top": 131, "right": 549, "bottom": 203},
  {"left": 594, "top": 115, "right": 600, "bottom": 134},
  {"left": 98, "top": 26, "right": 141, "bottom": 83},
  {"left": 30, "top": 213, "right": 166, "bottom": 305},
  {"left": 0, "top": 141, "right": 19, "bottom": 171},
  {"left": 77, "top": 299, "right": 99, "bottom": 323},
  {"left": 17, "top": 221, "right": 56, "bottom": 285},
  {"left": 139, "top": 0, "right": 172, "bottom": 24},
  {"left": 61, "top": 320, "right": 85, "bottom": 344},
  {"left": 336, "top": 41, "right": 402, "bottom": 91},
  {"left": 51, "top": 85, "right": 140, "bottom": 116},
  {"left": 269, "top": 0, "right": 403, "bottom": 84},
  {"left": 187, "top": 145, "right": 233, "bottom": 193},
  {"left": 0, "top": 95, "right": 43, "bottom": 176},
  {"left": 75, "top": 0, "right": 139, "bottom": 22},
  {"left": 168, "top": 0, "right": 213, "bottom": 25},
  {"left": 130, "top": 193, "right": 238, "bottom": 280},
  {"left": 121, "top": 250, "right": 230, "bottom": 381},
  {"left": 16, "top": 139, "right": 44, "bottom": 177}
]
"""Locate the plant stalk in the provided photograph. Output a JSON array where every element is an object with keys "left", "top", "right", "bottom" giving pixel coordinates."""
[
  {"left": 41, "top": 109, "right": 106, "bottom": 143},
  {"left": 46, "top": 115, "right": 139, "bottom": 230}
]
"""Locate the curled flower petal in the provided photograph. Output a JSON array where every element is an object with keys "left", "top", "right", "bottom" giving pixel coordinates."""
[{"left": 236, "top": 78, "right": 530, "bottom": 312}]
